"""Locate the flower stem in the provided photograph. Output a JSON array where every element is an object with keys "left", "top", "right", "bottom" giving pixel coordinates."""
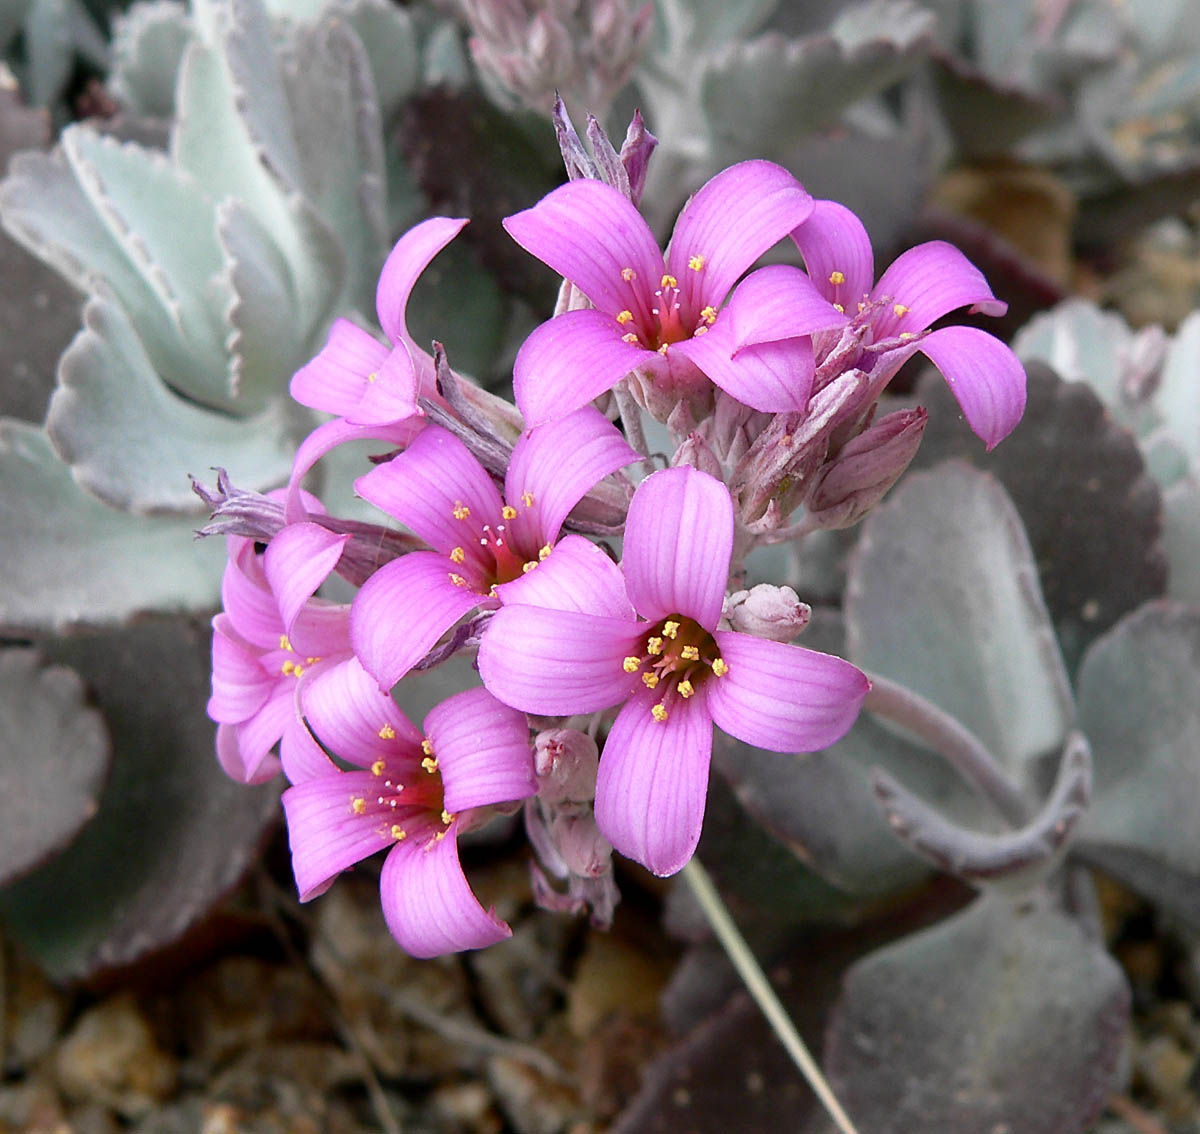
[{"left": 681, "top": 858, "right": 860, "bottom": 1134}]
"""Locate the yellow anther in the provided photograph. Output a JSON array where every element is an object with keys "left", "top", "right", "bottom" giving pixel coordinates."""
[
  {"left": 657, "top": 343, "right": 669, "bottom": 356},
  {"left": 651, "top": 703, "right": 669, "bottom": 723},
  {"left": 278, "top": 634, "right": 292, "bottom": 651},
  {"left": 351, "top": 796, "right": 366, "bottom": 815},
  {"left": 391, "top": 824, "right": 407, "bottom": 840},
  {"left": 422, "top": 756, "right": 438, "bottom": 773},
  {"left": 421, "top": 739, "right": 434, "bottom": 756},
  {"left": 292, "top": 664, "right": 305, "bottom": 677},
  {"left": 661, "top": 273, "right": 678, "bottom": 289},
  {"left": 305, "top": 657, "right": 319, "bottom": 665},
  {"left": 623, "top": 657, "right": 641, "bottom": 673},
  {"left": 441, "top": 809, "right": 455, "bottom": 826},
  {"left": 700, "top": 305, "right": 717, "bottom": 324},
  {"left": 647, "top": 637, "right": 663, "bottom": 655},
  {"left": 711, "top": 657, "right": 729, "bottom": 677},
  {"left": 366, "top": 371, "right": 377, "bottom": 384},
  {"left": 678, "top": 680, "right": 695, "bottom": 699},
  {"left": 680, "top": 645, "right": 700, "bottom": 661},
  {"left": 829, "top": 270, "right": 846, "bottom": 285},
  {"left": 452, "top": 502, "right": 470, "bottom": 520},
  {"left": 688, "top": 255, "right": 705, "bottom": 271},
  {"left": 522, "top": 491, "right": 535, "bottom": 508},
  {"left": 371, "top": 759, "right": 387, "bottom": 776},
  {"left": 662, "top": 620, "right": 680, "bottom": 639},
  {"left": 621, "top": 267, "right": 636, "bottom": 281},
  {"left": 449, "top": 573, "right": 468, "bottom": 587},
  {"left": 379, "top": 723, "right": 396, "bottom": 740},
  {"left": 694, "top": 326, "right": 708, "bottom": 336},
  {"left": 450, "top": 546, "right": 465, "bottom": 563},
  {"left": 622, "top": 332, "right": 640, "bottom": 344},
  {"left": 538, "top": 544, "right": 552, "bottom": 560},
  {"left": 857, "top": 301, "right": 867, "bottom": 312},
  {"left": 522, "top": 560, "right": 538, "bottom": 573},
  {"left": 899, "top": 331, "right": 916, "bottom": 341},
  {"left": 642, "top": 672, "right": 660, "bottom": 689},
  {"left": 893, "top": 303, "right": 910, "bottom": 317},
  {"left": 435, "top": 828, "right": 448, "bottom": 842},
  {"left": 833, "top": 303, "right": 845, "bottom": 313},
  {"left": 281, "top": 660, "right": 295, "bottom": 676},
  {"left": 616, "top": 309, "right": 634, "bottom": 325},
  {"left": 501, "top": 505, "right": 518, "bottom": 520}
]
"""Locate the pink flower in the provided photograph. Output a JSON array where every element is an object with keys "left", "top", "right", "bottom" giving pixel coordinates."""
[
  {"left": 477, "top": 466, "right": 869, "bottom": 876},
  {"left": 350, "top": 406, "right": 637, "bottom": 690},
  {"left": 207, "top": 521, "right": 353, "bottom": 784},
  {"left": 791, "top": 200, "right": 1027, "bottom": 449},
  {"left": 505, "top": 161, "right": 845, "bottom": 424},
  {"left": 281, "top": 663, "right": 536, "bottom": 957}
]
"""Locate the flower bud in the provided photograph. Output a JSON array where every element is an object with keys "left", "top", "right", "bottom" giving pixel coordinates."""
[
  {"left": 672, "top": 431, "right": 723, "bottom": 480},
  {"left": 534, "top": 728, "right": 599, "bottom": 804},
  {"left": 724, "top": 584, "right": 812, "bottom": 643},
  {"left": 551, "top": 811, "right": 613, "bottom": 878}
]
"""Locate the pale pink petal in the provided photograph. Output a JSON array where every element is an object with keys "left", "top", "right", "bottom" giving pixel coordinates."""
[
  {"left": 290, "top": 318, "right": 390, "bottom": 415},
  {"left": 209, "top": 615, "right": 273, "bottom": 722},
  {"left": 513, "top": 309, "right": 650, "bottom": 428},
  {"left": 220, "top": 545, "right": 281, "bottom": 649},
  {"left": 790, "top": 198, "right": 875, "bottom": 309},
  {"left": 348, "top": 344, "right": 420, "bottom": 427},
  {"left": 493, "top": 535, "right": 635, "bottom": 619},
  {"left": 870, "top": 241, "right": 1008, "bottom": 340},
  {"left": 723, "top": 264, "right": 847, "bottom": 350},
  {"left": 917, "top": 326, "right": 1028, "bottom": 450},
  {"left": 503, "top": 180, "right": 664, "bottom": 319},
  {"left": 264, "top": 523, "right": 350, "bottom": 637},
  {"left": 706, "top": 630, "right": 868, "bottom": 751},
  {"left": 355, "top": 425, "right": 503, "bottom": 557},
  {"left": 380, "top": 823, "right": 511, "bottom": 957},
  {"left": 217, "top": 722, "right": 280, "bottom": 784},
  {"left": 478, "top": 605, "right": 643, "bottom": 715},
  {"left": 280, "top": 710, "right": 337, "bottom": 783},
  {"left": 622, "top": 467, "right": 733, "bottom": 627},
  {"left": 376, "top": 217, "right": 469, "bottom": 348},
  {"left": 594, "top": 685, "right": 713, "bottom": 876},
  {"left": 504, "top": 406, "right": 637, "bottom": 545},
  {"left": 231, "top": 683, "right": 297, "bottom": 780},
  {"left": 303, "top": 655, "right": 423, "bottom": 764},
  {"left": 283, "top": 771, "right": 396, "bottom": 899},
  {"left": 287, "top": 602, "right": 352, "bottom": 662},
  {"left": 427, "top": 687, "right": 536, "bottom": 813},
  {"left": 350, "top": 551, "right": 484, "bottom": 690},
  {"left": 667, "top": 160, "right": 814, "bottom": 315},
  {"left": 673, "top": 323, "right": 815, "bottom": 412}
]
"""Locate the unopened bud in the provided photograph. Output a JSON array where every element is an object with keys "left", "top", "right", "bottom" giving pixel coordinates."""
[
  {"left": 724, "top": 584, "right": 811, "bottom": 642},
  {"left": 673, "top": 431, "right": 723, "bottom": 479},
  {"left": 618, "top": 106, "right": 657, "bottom": 206},
  {"left": 806, "top": 407, "right": 927, "bottom": 529},
  {"left": 534, "top": 728, "right": 599, "bottom": 804},
  {"left": 551, "top": 811, "right": 613, "bottom": 877}
]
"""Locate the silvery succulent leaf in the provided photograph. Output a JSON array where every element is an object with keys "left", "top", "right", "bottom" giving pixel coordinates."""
[{"left": 109, "top": 0, "right": 194, "bottom": 118}]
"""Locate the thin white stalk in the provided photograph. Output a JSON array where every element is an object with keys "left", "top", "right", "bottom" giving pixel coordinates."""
[{"left": 681, "top": 859, "right": 859, "bottom": 1134}]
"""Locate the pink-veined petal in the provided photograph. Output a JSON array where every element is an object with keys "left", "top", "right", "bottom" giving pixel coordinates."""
[
  {"left": 504, "top": 406, "right": 637, "bottom": 545},
  {"left": 280, "top": 708, "right": 337, "bottom": 783},
  {"left": 283, "top": 771, "right": 396, "bottom": 899},
  {"left": 673, "top": 323, "right": 815, "bottom": 413},
  {"left": 790, "top": 198, "right": 875, "bottom": 309},
  {"left": 427, "top": 687, "right": 536, "bottom": 813},
  {"left": 504, "top": 180, "right": 665, "bottom": 320},
  {"left": 355, "top": 425, "right": 503, "bottom": 556},
  {"left": 724, "top": 264, "right": 847, "bottom": 350},
  {"left": 513, "top": 309, "right": 651, "bottom": 428},
  {"left": 351, "top": 551, "right": 484, "bottom": 690},
  {"left": 478, "top": 605, "right": 643, "bottom": 715},
  {"left": 667, "top": 160, "right": 814, "bottom": 315},
  {"left": 348, "top": 343, "right": 421, "bottom": 427},
  {"left": 216, "top": 722, "right": 280, "bottom": 784},
  {"left": 917, "top": 325, "right": 1028, "bottom": 450},
  {"left": 623, "top": 467, "right": 733, "bottom": 627},
  {"left": 287, "top": 603, "right": 351, "bottom": 662},
  {"left": 706, "top": 630, "right": 869, "bottom": 752},
  {"left": 380, "top": 823, "right": 511, "bottom": 957},
  {"left": 594, "top": 685, "right": 713, "bottom": 876},
  {"left": 290, "top": 318, "right": 391, "bottom": 415},
  {"left": 220, "top": 544, "right": 281, "bottom": 650},
  {"left": 870, "top": 241, "right": 1008, "bottom": 340},
  {"left": 302, "top": 655, "right": 423, "bottom": 765},
  {"left": 264, "top": 523, "right": 350, "bottom": 638},
  {"left": 209, "top": 615, "right": 273, "bottom": 723},
  {"left": 493, "top": 535, "right": 635, "bottom": 619},
  {"left": 376, "top": 217, "right": 469, "bottom": 349},
  {"left": 230, "top": 683, "right": 298, "bottom": 780}
]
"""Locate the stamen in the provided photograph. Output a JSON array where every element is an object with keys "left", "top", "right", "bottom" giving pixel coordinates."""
[
  {"left": 351, "top": 796, "right": 366, "bottom": 815},
  {"left": 711, "top": 657, "right": 729, "bottom": 677},
  {"left": 441, "top": 809, "right": 455, "bottom": 826},
  {"left": 305, "top": 657, "right": 319, "bottom": 665},
  {"left": 661, "top": 274, "right": 678, "bottom": 289},
  {"left": 621, "top": 267, "right": 636, "bottom": 281},
  {"left": 391, "top": 825, "right": 407, "bottom": 840},
  {"left": 521, "top": 561, "right": 538, "bottom": 573},
  {"left": 899, "top": 332, "right": 916, "bottom": 341},
  {"left": 278, "top": 634, "right": 292, "bottom": 651},
  {"left": 421, "top": 739, "right": 434, "bottom": 756},
  {"left": 647, "top": 637, "right": 663, "bottom": 655},
  {"left": 693, "top": 326, "right": 708, "bottom": 336},
  {"left": 688, "top": 255, "right": 705, "bottom": 271},
  {"left": 293, "top": 664, "right": 305, "bottom": 677},
  {"left": 651, "top": 703, "right": 669, "bottom": 723},
  {"left": 522, "top": 491, "right": 535, "bottom": 508},
  {"left": 893, "top": 303, "right": 910, "bottom": 317},
  {"left": 501, "top": 505, "right": 518, "bottom": 520},
  {"left": 623, "top": 657, "right": 641, "bottom": 673},
  {"left": 829, "top": 270, "right": 846, "bottom": 285},
  {"left": 662, "top": 620, "right": 680, "bottom": 639},
  {"left": 422, "top": 756, "right": 438, "bottom": 773},
  {"left": 699, "top": 305, "right": 717, "bottom": 324},
  {"left": 538, "top": 545, "right": 552, "bottom": 560},
  {"left": 452, "top": 502, "right": 470, "bottom": 520},
  {"left": 371, "top": 759, "right": 386, "bottom": 776},
  {"left": 450, "top": 546, "right": 465, "bottom": 564},
  {"left": 616, "top": 309, "right": 634, "bottom": 325},
  {"left": 281, "top": 660, "right": 295, "bottom": 676},
  {"left": 833, "top": 303, "right": 845, "bottom": 313},
  {"left": 448, "top": 573, "right": 468, "bottom": 587},
  {"left": 366, "top": 372, "right": 377, "bottom": 384},
  {"left": 680, "top": 645, "right": 700, "bottom": 661},
  {"left": 657, "top": 344, "right": 669, "bottom": 356},
  {"left": 622, "top": 332, "right": 640, "bottom": 344},
  {"left": 642, "top": 672, "right": 660, "bottom": 689},
  {"left": 678, "top": 680, "right": 695, "bottom": 698},
  {"left": 379, "top": 723, "right": 396, "bottom": 740}
]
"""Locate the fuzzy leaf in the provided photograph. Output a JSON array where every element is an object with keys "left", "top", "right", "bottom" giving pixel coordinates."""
[
  {"left": 109, "top": 0, "right": 194, "bottom": 118},
  {"left": 0, "top": 649, "right": 111, "bottom": 888},
  {"left": 0, "top": 618, "right": 279, "bottom": 983},
  {"left": 46, "top": 294, "right": 297, "bottom": 512},
  {"left": 0, "top": 421, "right": 225, "bottom": 632},
  {"left": 846, "top": 461, "right": 1074, "bottom": 787},
  {"left": 825, "top": 893, "right": 1129, "bottom": 1134}
]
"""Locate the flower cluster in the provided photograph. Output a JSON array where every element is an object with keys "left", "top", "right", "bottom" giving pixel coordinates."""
[{"left": 203, "top": 109, "right": 1026, "bottom": 956}]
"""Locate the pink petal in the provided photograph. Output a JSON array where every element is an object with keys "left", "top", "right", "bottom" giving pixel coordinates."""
[
  {"left": 705, "top": 630, "right": 869, "bottom": 751},
  {"left": 347, "top": 344, "right": 420, "bottom": 427},
  {"left": 216, "top": 722, "right": 280, "bottom": 784},
  {"left": 231, "top": 683, "right": 298, "bottom": 781},
  {"left": 355, "top": 425, "right": 503, "bottom": 557},
  {"left": 280, "top": 709, "right": 337, "bottom": 783},
  {"left": 594, "top": 686, "right": 713, "bottom": 877},
  {"left": 503, "top": 406, "right": 637, "bottom": 544},
  {"left": 264, "top": 522, "right": 350, "bottom": 638},
  {"left": 513, "top": 308, "right": 651, "bottom": 428},
  {"left": 724, "top": 264, "right": 847, "bottom": 350},
  {"left": 493, "top": 534, "right": 635, "bottom": 620},
  {"left": 790, "top": 198, "right": 875, "bottom": 309},
  {"left": 870, "top": 241, "right": 1008, "bottom": 340},
  {"left": 427, "top": 687, "right": 536, "bottom": 813},
  {"left": 290, "top": 318, "right": 391, "bottom": 415},
  {"left": 503, "top": 179, "right": 665, "bottom": 320},
  {"left": 350, "top": 551, "right": 484, "bottom": 690},
  {"left": 380, "top": 824, "right": 512, "bottom": 957},
  {"left": 283, "top": 771, "right": 396, "bottom": 899},
  {"left": 477, "top": 605, "right": 643, "bottom": 715},
  {"left": 220, "top": 543, "right": 281, "bottom": 650},
  {"left": 302, "top": 656, "right": 423, "bottom": 765},
  {"left": 622, "top": 467, "right": 733, "bottom": 627},
  {"left": 287, "top": 602, "right": 352, "bottom": 662},
  {"left": 917, "top": 326, "right": 1028, "bottom": 450},
  {"left": 376, "top": 217, "right": 469, "bottom": 350},
  {"left": 666, "top": 160, "right": 814, "bottom": 315},
  {"left": 209, "top": 615, "right": 273, "bottom": 723},
  {"left": 673, "top": 322, "right": 815, "bottom": 413}
]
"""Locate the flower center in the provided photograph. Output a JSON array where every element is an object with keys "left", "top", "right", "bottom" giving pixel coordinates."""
[
  {"left": 620, "top": 615, "right": 729, "bottom": 723},
  {"left": 614, "top": 267, "right": 718, "bottom": 354},
  {"left": 347, "top": 733, "right": 456, "bottom": 846},
  {"left": 446, "top": 495, "right": 551, "bottom": 593}
]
